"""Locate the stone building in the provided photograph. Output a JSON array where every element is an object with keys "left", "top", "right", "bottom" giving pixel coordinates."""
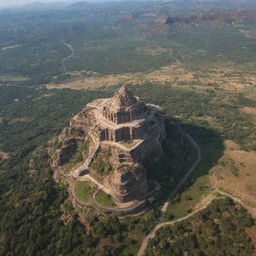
[
  {"left": 64, "top": 85, "right": 167, "bottom": 203},
  {"left": 102, "top": 85, "right": 145, "bottom": 124}
]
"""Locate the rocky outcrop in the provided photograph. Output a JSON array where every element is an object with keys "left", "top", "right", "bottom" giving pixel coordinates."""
[
  {"left": 102, "top": 85, "right": 146, "bottom": 124},
  {"left": 105, "top": 163, "right": 148, "bottom": 202},
  {"left": 56, "top": 138, "right": 77, "bottom": 166},
  {"left": 56, "top": 85, "right": 167, "bottom": 203}
]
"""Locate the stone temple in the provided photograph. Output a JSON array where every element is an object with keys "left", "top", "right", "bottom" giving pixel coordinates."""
[
  {"left": 53, "top": 85, "right": 198, "bottom": 215},
  {"left": 73, "top": 85, "right": 166, "bottom": 202},
  {"left": 56, "top": 85, "right": 167, "bottom": 204}
]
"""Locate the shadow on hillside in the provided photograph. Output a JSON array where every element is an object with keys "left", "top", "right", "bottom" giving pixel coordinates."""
[
  {"left": 181, "top": 123, "right": 224, "bottom": 185},
  {"left": 145, "top": 120, "right": 225, "bottom": 206}
]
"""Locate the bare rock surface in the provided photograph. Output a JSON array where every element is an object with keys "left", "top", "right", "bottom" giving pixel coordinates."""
[{"left": 55, "top": 85, "right": 168, "bottom": 203}]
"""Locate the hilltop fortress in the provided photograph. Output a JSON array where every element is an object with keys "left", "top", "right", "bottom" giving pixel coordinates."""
[{"left": 53, "top": 86, "right": 196, "bottom": 215}]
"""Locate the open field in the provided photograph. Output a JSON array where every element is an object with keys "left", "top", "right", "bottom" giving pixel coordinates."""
[
  {"left": 75, "top": 181, "right": 92, "bottom": 203},
  {"left": 46, "top": 62, "right": 256, "bottom": 92},
  {"left": 95, "top": 190, "right": 116, "bottom": 207},
  {"left": 165, "top": 175, "right": 211, "bottom": 219},
  {"left": 211, "top": 140, "right": 256, "bottom": 208},
  {"left": 242, "top": 106, "right": 256, "bottom": 120}
]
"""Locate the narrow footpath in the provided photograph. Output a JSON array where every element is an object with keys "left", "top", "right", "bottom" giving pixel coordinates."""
[
  {"left": 137, "top": 131, "right": 201, "bottom": 256},
  {"left": 137, "top": 132, "right": 256, "bottom": 256},
  {"left": 161, "top": 131, "right": 202, "bottom": 214},
  {"left": 137, "top": 194, "right": 216, "bottom": 256}
]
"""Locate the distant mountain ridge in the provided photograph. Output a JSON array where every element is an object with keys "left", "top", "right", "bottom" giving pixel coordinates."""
[{"left": 69, "top": 1, "right": 90, "bottom": 7}]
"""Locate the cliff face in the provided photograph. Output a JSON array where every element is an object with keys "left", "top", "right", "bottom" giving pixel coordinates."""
[
  {"left": 55, "top": 85, "right": 167, "bottom": 203},
  {"left": 107, "top": 163, "right": 148, "bottom": 202}
]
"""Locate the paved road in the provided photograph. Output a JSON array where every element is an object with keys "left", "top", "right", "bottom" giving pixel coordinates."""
[{"left": 61, "top": 39, "right": 74, "bottom": 72}]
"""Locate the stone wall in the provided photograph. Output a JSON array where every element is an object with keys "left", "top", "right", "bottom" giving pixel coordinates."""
[
  {"left": 104, "top": 164, "right": 149, "bottom": 202},
  {"left": 102, "top": 101, "right": 145, "bottom": 124},
  {"left": 99, "top": 123, "right": 145, "bottom": 142}
]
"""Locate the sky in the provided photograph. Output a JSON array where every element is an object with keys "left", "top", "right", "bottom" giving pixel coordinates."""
[{"left": 0, "top": 0, "right": 71, "bottom": 7}]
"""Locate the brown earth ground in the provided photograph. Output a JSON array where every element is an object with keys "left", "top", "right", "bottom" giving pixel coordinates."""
[
  {"left": 10, "top": 117, "right": 29, "bottom": 123},
  {"left": 210, "top": 140, "right": 256, "bottom": 208},
  {"left": 0, "top": 74, "right": 29, "bottom": 82},
  {"left": 0, "top": 151, "right": 9, "bottom": 160},
  {"left": 241, "top": 106, "right": 256, "bottom": 120},
  {"left": 46, "top": 62, "right": 256, "bottom": 91}
]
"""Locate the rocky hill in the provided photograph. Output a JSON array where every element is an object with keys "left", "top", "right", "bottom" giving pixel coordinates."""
[{"left": 52, "top": 85, "right": 196, "bottom": 215}]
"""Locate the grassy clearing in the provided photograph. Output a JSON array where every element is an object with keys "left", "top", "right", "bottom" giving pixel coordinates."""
[
  {"left": 211, "top": 144, "right": 256, "bottom": 208},
  {"left": 75, "top": 181, "right": 92, "bottom": 202},
  {"left": 165, "top": 175, "right": 211, "bottom": 219},
  {"left": 96, "top": 190, "right": 116, "bottom": 207}
]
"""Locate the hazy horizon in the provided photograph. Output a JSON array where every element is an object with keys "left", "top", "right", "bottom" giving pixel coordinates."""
[
  {"left": 0, "top": 0, "right": 79, "bottom": 8},
  {"left": 0, "top": 0, "right": 150, "bottom": 8}
]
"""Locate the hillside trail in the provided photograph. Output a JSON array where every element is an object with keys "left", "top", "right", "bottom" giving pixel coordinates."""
[
  {"left": 211, "top": 174, "right": 256, "bottom": 218},
  {"left": 160, "top": 131, "right": 202, "bottom": 214},
  {"left": 137, "top": 131, "right": 201, "bottom": 256},
  {"left": 137, "top": 193, "right": 217, "bottom": 256},
  {"left": 60, "top": 39, "right": 75, "bottom": 72},
  {"left": 137, "top": 152, "right": 256, "bottom": 256}
]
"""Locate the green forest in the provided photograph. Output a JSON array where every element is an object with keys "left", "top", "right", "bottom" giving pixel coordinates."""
[
  {"left": 1, "top": 0, "right": 256, "bottom": 255},
  {"left": 1, "top": 82, "right": 256, "bottom": 255}
]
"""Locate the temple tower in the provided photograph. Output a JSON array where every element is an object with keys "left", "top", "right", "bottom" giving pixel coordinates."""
[{"left": 102, "top": 85, "right": 145, "bottom": 124}]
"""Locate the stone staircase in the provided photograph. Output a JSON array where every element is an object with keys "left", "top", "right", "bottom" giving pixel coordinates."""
[
  {"left": 84, "top": 142, "right": 100, "bottom": 168},
  {"left": 118, "top": 151, "right": 132, "bottom": 163},
  {"left": 74, "top": 143, "right": 100, "bottom": 177}
]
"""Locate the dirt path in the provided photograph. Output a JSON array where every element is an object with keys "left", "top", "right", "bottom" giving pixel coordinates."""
[
  {"left": 137, "top": 188, "right": 256, "bottom": 256},
  {"left": 216, "top": 189, "right": 256, "bottom": 218},
  {"left": 137, "top": 131, "right": 256, "bottom": 256},
  {"left": 137, "top": 131, "right": 201, "bottom": 256},
  {"left": 137, "top": 194, "right": 216, "bottom": 256},
  {"left": 161, "top": 131, "right": 202, "bottom": 214},
  {"left": 61, "top": 39, "right": 75, "bottom": 72},
  {"left": 211, "top": 174, "right": 256, "bottom": 218}
]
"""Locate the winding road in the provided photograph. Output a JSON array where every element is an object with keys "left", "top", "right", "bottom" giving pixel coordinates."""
[
  {"left": 216, "top": 189, "right": 256, "bottom": 218},
  {"left": 137, "top": 188, "right": 256, "bottom": 256},
  {"left": 61, "top": 39, "right": 75, "bottom": 72},
  {"left": 137, "top": 131, "right": 201, "bottom": 256},
  {"left": 137, "top": 132, "right": 256, "bottom": 256},
  {"left": 160, "top": 131, "right": 202, "bottom": 214},
  {"left": 137, "top": 194, "right": 217, "bottom": 256}
]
